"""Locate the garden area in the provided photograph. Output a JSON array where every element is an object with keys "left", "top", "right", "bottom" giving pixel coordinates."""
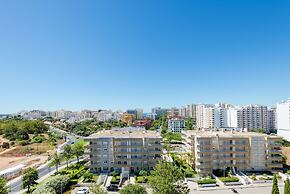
[
  {"left": 135, "top": 170, "right": 149, "bottom": 183},
  {"left": 110, "top": 171, "right": 121, "bottom": 185},
  {"left": 197, "top": 177, "right": 217, "bottom": 185},
  {"left": 171, "top": 153, "right": 197, "bottom": 178},
  {"left": 32, "top": 161, "right": 98, "bottom": 194}
]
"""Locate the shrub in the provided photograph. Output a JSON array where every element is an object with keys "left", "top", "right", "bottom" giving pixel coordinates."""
[
  {"left": 197, "top": 179, "right": 216, "bottom": 185},
  {"left": 136, "top": 176, "right": 147, "bottom": 183},
  {"left": 110, "top": 171, "right": 120, "bottom": 177},
  {"left": 219, "top": 177, "right": 239, "bottom": 183},
  {"left": 110, "top": 176, "right": 120, "bottom": 184}
]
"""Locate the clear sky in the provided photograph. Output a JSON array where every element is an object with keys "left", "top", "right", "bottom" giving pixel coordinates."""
[{"left": 0, "top": 0, "right": 290, "bottom": 113}]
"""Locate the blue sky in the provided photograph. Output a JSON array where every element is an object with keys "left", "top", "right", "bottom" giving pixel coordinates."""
[{"left": 0, "top": 0, "right": 290, "bottom": 113}]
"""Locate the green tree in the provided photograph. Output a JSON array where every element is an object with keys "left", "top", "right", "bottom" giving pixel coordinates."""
[
  {"left": 22, "top": 167, "right": 38, "bottom": 193},
  {"left": 149, "top": 161, "right": 189, "bottom": 194},
  {"left": 119, "top": 184, "right": 147, "bottom": 194},
  {"left": 89, "top": 183, "right": 108, "bottom": 194},
  {"left": 0, "top": 177, "right": 9, "bottom": 194},
  {"left": 185, "top": 118, "right": 193, "bottom": 130},
  {"left": 32, "top": 175, "right": 69, "bottom": 194},
  {"left": 49, "top": 153, "right": 62, "bottom": 173},
  {"left": 285, "top": 178, "right": 290, "bottom": 194},
  {"left": 272, "top": 174, "right": 280, "bottom": 194},
  {"left": 62, "top": 145, "right": 73, "bottom": 168},
  {"left": 71, "top": 140, "right": 85, "bottom": 163}
]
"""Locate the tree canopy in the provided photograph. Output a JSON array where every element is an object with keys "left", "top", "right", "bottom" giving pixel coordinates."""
[
  {"left": 149, "top": 161, "right": 189, "bottom": 194},
  {"left": 119, "top": 184, "right": 147, "bottom": 194}
]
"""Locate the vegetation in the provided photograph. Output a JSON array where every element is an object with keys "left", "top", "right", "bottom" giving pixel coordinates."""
[
  {"left": 119, "top": 184, "right": 147, "bottom": 194},
  {"left": 135, "top": 170, "right": 149, "bottom": 183},
  {"left": 22, "top": 167, "right": 38, "bottom": 193},
  {"left": 250, "top": 128, "right": 266, "bottom": 134},
  {"left": 149, "top": 161, "right": 190, "bottom": 194},
  {"left": 71, "top": 140, "right": 85, "bottom": 163},
  {"left": 219, "top": 177, "right": 239, "bottom": 183},
  {"left": 150, "top": 116, "right": 168, "bottom": 131},
  {"left": 185, "top": 117, "right": 194, "bottom": 130},
  {"left": 285, "top": 178, "right": 290, "bottom": 194},
  {"left": 60, "top": 119, "right": 127, "bottom": 136},
  {"left": 0, "top": 177, "right": 9, "bottom": 194},
  {"left": 171, "top": 153, "right": 196, "bottom": 178},
  {"left": 272, "top": 174, "right": 280, "bottom": 194},
  {"left": 281, "top": 139, "right": 290, "bottom": 147},
  {"left": 49, "top": 153, "right": 62, "bottom": 173},
  {"left": 32, "top": 175, "right": 70, "bottom": 194},
  {"left": 197, "top": 178, "right": 216, "bottom": 185},
  {"left": 0, "top": 119, "right": 48, "bottom": 142},
  {"left": 62, "top": 145, "right": 73, "bottom": 168},
  {"left": 89, "top": 183, "right": 108, "bottom": 194}
]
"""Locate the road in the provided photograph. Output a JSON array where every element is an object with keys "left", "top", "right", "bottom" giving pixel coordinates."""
[
  {"left": 8, "top": 158, "right": 79, "bottom": 193},
  {"left": 8, "top": 126, "right": 83, "bottom": 193}
]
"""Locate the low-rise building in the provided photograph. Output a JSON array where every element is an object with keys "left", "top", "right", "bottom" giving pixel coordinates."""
[
  {"left": 85, "top": 128, "right": 162, "bottom": 173},
  {"left": 183, "top": 129, "right": 282, "bottom": 176}
]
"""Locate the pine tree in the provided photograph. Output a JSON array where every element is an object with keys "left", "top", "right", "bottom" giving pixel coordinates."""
[
  {"left": 285, "top": 178, "right": 290, "bottom": 194},
  {"left": 272, "top": 174, "right": 280, "bottom": 194}
]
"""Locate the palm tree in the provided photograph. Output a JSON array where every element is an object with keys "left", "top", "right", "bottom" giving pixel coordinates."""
[{"left": 49, "top": 153, "right": 62, "bottom": 173}]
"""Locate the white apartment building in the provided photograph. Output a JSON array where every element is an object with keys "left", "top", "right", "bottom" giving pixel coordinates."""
[
  {"left": 237, "top": 105, "right": 268, "bottom": 131},
  {"left": 195, "top": 104, "right": 238, "bottom": 129},
  {"left": 168, "top": 117, "right": 185, "bottom": 133},
  {"left": 277, "top": 99, "right": 290, "bottom": 141}
]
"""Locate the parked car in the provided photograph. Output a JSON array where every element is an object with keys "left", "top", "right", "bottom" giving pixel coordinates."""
[
  {"left": 76, "top": 188, "right": 89, "bottom": 194},
  {"left": 107, "top": 184, "right": 119, "bottom": 191}
]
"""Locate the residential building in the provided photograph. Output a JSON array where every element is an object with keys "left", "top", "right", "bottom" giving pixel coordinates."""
[
  {"left": 133, "top": 119, "right": 152, "bottom": 129},
  {"left": 126, "top": 109, "right": 138, "bottom": 120},
  {"left": 121, "top": 113, "right": 135, "bottom": 126},
  {"left": 183, "top": 129, "right": 282, "bottom": 176},
  {"left": 268, "top": 108, "right": 277, "bottom": 133},
  {"left": 237, "top": 105, "right": 268, "bottom": 131},
  {"left": 151, "top": 107, "right": 168, "bottom": 120},
  {"left": 167, "top": 107, "right": 180, "bottom": 118},
  {"left": 168, "top": 117, "right": 185, "bottom": 133},
  {"left": 136, "top": 108, "right": 143, "bottom": 120},
  {"left": 277, "top": 99, "right": 290, "bottom": 141},
  {"left": 85, "top": 128, "right": 162, "bottom": 173}
]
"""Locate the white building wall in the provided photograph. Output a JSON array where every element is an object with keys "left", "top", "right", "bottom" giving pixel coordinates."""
[{"left": 277, "top": 99, "right": 290, "bottom": 141}]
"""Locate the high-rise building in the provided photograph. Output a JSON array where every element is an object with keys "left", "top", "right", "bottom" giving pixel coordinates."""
[
  {"left": 183, "top": 129, "right": 282, "bottom": 176},
  {"left": 277, "top": 99, "right": 290, "bottom": 141},
  {"left": 195, "top": 104, "right": 238, "bottom": 129},
  {"left": 237, "top": 105, "right": 268, "bottom": 131},
  {"left": 135, "top": 108, "right": 143, "bottom": 120},
  {"left": 151, "top": 107, "right": 168, "bottom": 120},
  {"left": 85, "top": 128, "right": 162, "bottom": 173},
  {"left": 167, "top": 108, "right": 180, "bottom": 118},
  {"left": 268, "top": 108, "right": 277, "bottom": 133}
]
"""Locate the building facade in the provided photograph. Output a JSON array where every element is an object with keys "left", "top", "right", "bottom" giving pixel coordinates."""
[
  {"left": 86, "top": 128, "right": 162, "bottom": 173},
  {"left": 237, "top": 105, "right": 268, "bottom": 131},
  {"left": 183, "top": 129, "right": 282, "bottom": 176},
  {"left": 277, "top": 99, "right": 290, "bottom": 141},
  {"left": 168, "top": 117, "right": 185, "bottom": 133}
]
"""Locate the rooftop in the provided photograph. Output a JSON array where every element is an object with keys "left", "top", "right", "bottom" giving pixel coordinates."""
[
  {"left": 182, "top": 128, "right": 281, "bottom": 139},
  {"left": 85, "top": 127, "right": 162, "bottom": 139}
]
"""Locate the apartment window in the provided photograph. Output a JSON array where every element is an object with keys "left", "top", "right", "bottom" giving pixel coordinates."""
[{"left": 103, "top": 161, "right": 108, "bottom": 164}]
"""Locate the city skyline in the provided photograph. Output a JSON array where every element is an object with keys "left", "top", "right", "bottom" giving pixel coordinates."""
[{"left": 1, "top": 0, "right": 290, "bottom": 113}]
